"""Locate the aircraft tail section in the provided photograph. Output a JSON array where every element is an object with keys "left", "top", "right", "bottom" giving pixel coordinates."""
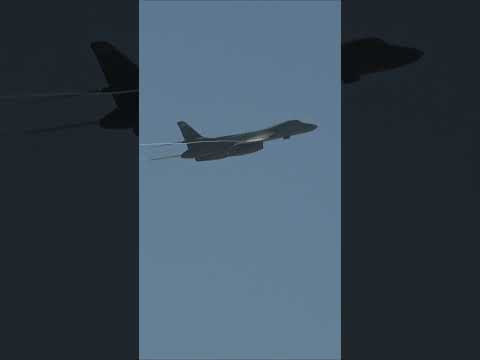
[
  {"left": 177, "top": 121, "right": 203, "bottom": 141},
  {"left": 90, "top": 41, "right": 138, "bottom": 91}
]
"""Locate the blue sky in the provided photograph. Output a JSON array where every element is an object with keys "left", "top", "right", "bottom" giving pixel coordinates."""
[{"left": 140, "top": 1, "right": 340, "bottom": 358}]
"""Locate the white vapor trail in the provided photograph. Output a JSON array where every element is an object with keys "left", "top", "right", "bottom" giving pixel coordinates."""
[
  {"left": 150, "top": 154, "right": 183, "bottom": 160},
  {"left": 0, "top": 89, "right": 138, "bottom": 100}
]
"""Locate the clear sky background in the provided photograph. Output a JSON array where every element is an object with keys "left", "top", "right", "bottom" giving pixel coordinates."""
[{"left": 140, "top": 1, "right": 340, "bottom": 358}]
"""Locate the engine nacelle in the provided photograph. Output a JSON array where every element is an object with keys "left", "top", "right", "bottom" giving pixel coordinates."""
[
  {"left": 195, "top": 153, "right": 228, "bottom": 161},
  {"left": 228, "top": 142, "right": 263, "bottom": 157}
]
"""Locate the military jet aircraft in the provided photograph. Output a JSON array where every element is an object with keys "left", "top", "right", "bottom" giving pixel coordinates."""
[
  {"left": 342, "top": 37, "right": 424, "bottom": 84},
  {"left": 148, "top": 120, "right": 317, "bottom": 161},
  {"left": 21, "top": 41, "right": 139, "bottom": 136}
]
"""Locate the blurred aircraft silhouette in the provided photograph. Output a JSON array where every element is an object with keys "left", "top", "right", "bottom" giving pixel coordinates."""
[
  {"left": 17, "top": 37, "right": 422, "bottom": 137},
  {"left": 148, "top": 120, "right": 317, "bottom": 161},
  {"left": 23, "top": 41, "right": 139, "bottom": 136},
  {"left": 342, "top": 38, "right": 424, "bottom": 84}
]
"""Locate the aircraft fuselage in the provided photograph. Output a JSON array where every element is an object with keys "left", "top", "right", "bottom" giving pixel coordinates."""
[{"left": 180, "top": 120, "right": 317, "bottom": 161}]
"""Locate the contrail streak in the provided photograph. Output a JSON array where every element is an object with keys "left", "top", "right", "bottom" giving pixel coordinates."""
[
  {"left": 150, "top": 154, "right": 183, "bottom": 160},
  {"left": 0, "top": 89, "right": 138, "bottom": 101}
]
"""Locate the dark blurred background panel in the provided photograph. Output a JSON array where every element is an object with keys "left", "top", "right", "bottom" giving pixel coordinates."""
[
  {"left": 1, "top": 1, "right": 138, "bottom": 359},
  {"left": 343, "top": 2, "right": 478, "bottom": 360}
]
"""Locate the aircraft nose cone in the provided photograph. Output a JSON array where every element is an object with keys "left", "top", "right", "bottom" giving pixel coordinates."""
[
  {"left": 412, "top": 48, "right": 424, "bottom": 60},
  {"left": 308, "top": 123, "right": 318, "bottom": 131},
  {"left": 391, "top": 46, "right": 424, "bottom": 67},
  {"left": 403, "top": 47, "right": 424, "bottom": 63}
]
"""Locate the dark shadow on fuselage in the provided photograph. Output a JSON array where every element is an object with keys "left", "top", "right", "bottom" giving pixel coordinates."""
[{"left": 342, "top": 37, "right": 424, "bottom": 84}]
